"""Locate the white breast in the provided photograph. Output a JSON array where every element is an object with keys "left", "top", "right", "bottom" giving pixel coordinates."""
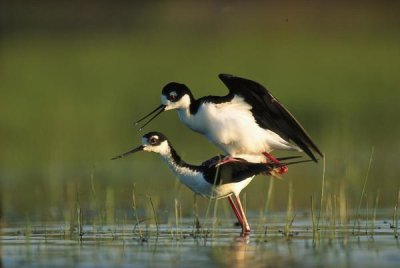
[
  {"left": 162, "top": 154, "right": 254, "bottom": 198},
  {"left": 174, "top": 166, "right": 213, "bottom": 196},
  {"left": 176, "top": 168, "right": 254, "bottom": 199},
  {"left": 161, "top": 154, "right": 215, "bottom": 197}
]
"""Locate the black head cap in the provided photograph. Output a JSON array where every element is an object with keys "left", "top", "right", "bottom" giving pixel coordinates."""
[
  {"left": 161, "top": 82, "right": 193, "bottom": 102},
  {"left": 142, "top": 131, "right": 168, "bottom": 146}
]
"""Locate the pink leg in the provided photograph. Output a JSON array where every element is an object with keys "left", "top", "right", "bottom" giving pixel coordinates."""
[
  {"left": 227, "top": 195, "right": 244, "bottom": 227},
  {"left": 235, "top": 195, "right": 251, "bottom": 235},
  {"left": 213, "top": 156, "right": 242, "bottom": 168},
  {"left": 263, "top": 152, "right": 288, "bottom": 174}
]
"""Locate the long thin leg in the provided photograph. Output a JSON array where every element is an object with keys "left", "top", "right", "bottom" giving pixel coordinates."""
[
  {"left": 263, "top": 152, "right": 288, "bottom": 174},
  {"left": 235, "top": 195, "right": 251, "bottom": 235},
  {"left": 227, "top": 195, "right": 244, "bottom": 227}
]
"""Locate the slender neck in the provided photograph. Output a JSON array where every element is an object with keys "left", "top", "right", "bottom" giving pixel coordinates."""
[
  {"left": 173, "top": 92, "right": 197, "bottom": 116},
  {"left": 177, "top": 106, "right": 192, "bottom": 121},
  {"left": 187, "top": 90, "right": 196, "bottom": 105},
  {"left": 180, "top": 93, "right": 197, "bottom": 115},
  {"left": 158, "top": 142, "right": 203, "bottom": 195},
  {"left": 158, "top": 143, "right": 197, "bottom": 174}
]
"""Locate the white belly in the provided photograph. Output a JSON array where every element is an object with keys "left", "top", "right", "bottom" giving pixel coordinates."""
[
  {"left": 176, "top": 169, "right": 253, "bottom": 199},
  {"left": 178, "top": 97, "right": 296, "bottom": 157},
  {"left": 211, "top": 176, "right": 254, "bottom": 198}
]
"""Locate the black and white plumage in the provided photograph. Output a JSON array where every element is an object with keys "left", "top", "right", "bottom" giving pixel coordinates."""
[
  {"left": 136, "top": 74, "right": 323, "bottom": 164},
  {"left": 112, "top": 131, "right": 309, "bottom": 235}
]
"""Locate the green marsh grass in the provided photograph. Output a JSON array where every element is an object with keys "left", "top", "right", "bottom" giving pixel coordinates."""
[
  {"left": 371, "top": 190, "right": 380, "bottom": 238},
  {"left": 131, "top": 184, "right": 143, "bottom": 239},
  {"left": 311, "top": 195, "right": 317, "bottom": 242},
  {"left": 284, "top": 178, "right": 295, "bottom": 239},
  {"left": 105, "top": 187, "right": 115, "bottom": 227},
  {"left": 147, "top": 195, "right": 159, "bottom": 237},
  {"left": 338, "top": 182, "right": 348, "bottom": 228},
  {"left": 174, "top": 198, "right": 182, "bottom": 239},
  {"left": 211, "top": 199, "right": 220, "bottom": 238},
  {"left": 90, "top": 165, "right": 105, "bottom": 228},
  {"left": 191, "top": 194, "right": 202, "bottom": 237},
  {"left": 76, "top": 201, "right": 83, "bottom": 242},
  {"left": 311, "top": 157, "right": 326, "bottom": 244},
  {"left": 264, "top": 178, "right": 275, "bottom": 215},
  {"left": 317, "top": 157, "right": 326, "bottom": 232},
  {"left": 202, "top": 159, "right": 222, "bottom": 239},
  {"left": 393, "top": 188, "right": 400, "bottom": 239},
  {"left": 353, "top": 147, "right": 374, "bottom": 235}
]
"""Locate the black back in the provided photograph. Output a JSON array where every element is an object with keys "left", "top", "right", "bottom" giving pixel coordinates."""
[{"left": 218, "top": 73, "right": 323, "bottom": 162}]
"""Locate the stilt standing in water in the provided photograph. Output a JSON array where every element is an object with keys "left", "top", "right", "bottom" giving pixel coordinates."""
[{"left": 112, "top": 132, "right": 310, "bottom": 235}]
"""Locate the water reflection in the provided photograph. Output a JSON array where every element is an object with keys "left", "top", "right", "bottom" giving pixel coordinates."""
[{"left": 210, "top": 237, "right": 296, "bottom": 268}]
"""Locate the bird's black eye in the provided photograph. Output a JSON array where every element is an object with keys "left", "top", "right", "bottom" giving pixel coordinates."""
[
  {"left": 168, "top": 91, "right": 178, "bottom": 101},
  {"left": 149, "top": 136, "right": 158, "bottom": 144}
]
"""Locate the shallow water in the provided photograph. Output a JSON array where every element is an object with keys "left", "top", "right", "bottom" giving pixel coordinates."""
[{"left": 1, "top": 216, "right": 399, "bottom": 268}]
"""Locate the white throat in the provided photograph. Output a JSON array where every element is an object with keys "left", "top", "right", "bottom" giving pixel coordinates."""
[
  {"left": 148, "top": 143, "right": 199, "bottom": 183},
  {"left": 163, "top": 94, "right": 192, "bottom": 111}
]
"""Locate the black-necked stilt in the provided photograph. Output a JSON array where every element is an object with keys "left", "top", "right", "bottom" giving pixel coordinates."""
[
  {"left": 112, "top": 131, "right": 310, "bottom": 236},
  {"left": 136, "top": 74, "right": 323, "bottom": 172}
]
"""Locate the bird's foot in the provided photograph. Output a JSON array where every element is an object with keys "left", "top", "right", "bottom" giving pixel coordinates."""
[
  {"left": 213, "top": 156, "right": 242, "bottom": 168},
  {"left": 262, "top": 152, "right": 288, "bottom": 174},
  {"left": 240, "top": 226, "right": 251, "bottom": 237}
]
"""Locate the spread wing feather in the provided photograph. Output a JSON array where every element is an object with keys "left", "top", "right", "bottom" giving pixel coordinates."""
[{"left": 218, "top": 73, "right": 323, "bottom": 162}]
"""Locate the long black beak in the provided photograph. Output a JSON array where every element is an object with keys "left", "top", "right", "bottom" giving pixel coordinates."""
[
  {"left": 111, "top": 145, "right": 144, "bottom": 160},
  {"left": 135, "top": 104, "right": 166, "bottom": 131}
]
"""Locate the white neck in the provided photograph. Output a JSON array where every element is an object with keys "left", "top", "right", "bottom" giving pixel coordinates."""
[{"left": 158, "top": 147, "right": 199, "bottom": 182}]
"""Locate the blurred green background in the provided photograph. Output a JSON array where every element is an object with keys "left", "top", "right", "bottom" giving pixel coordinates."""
[{"left": 1, "top": 1, "right": 399, "bottom": 223}]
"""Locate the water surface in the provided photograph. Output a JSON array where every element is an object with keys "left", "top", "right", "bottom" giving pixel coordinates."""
[{"left": 2, "top": 215, "right": 399, "bottom": 267}]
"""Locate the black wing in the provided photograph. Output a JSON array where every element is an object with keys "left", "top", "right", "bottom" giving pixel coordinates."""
[
  {"left": 218, "top": 73, "right": 323, "bottom": 162},
  {"left": 201, "top": 158, "right": 276, "bottom": 185}
]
